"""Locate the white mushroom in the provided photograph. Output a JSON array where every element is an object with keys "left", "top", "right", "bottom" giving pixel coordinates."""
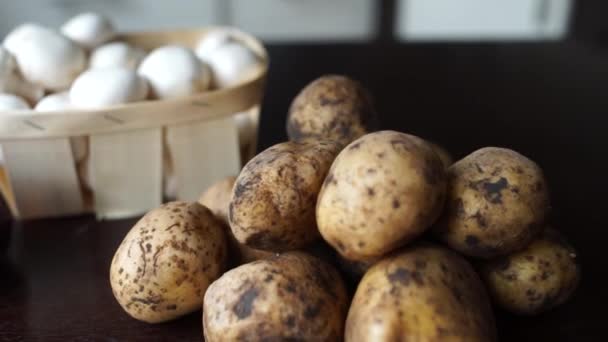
[
  {"left": 194, "top": 28, "right": 237, "bottom": 62},
  {"left": 0, "top": 93, "right": 30, "bottom": 111},
  {"left": 90, "top": 42, "right": 146, "bottom": 70},
  {"left": 34, "top": 92, "right": 87, "bottom": 163},
  {"left": 137, "top": 45, "right": 210, "bottom": 99},
  {"left": 69, "top": 68, "right": 148, "bottom": 109},
  {"left": 205, "top": 42, "right": 261, "bottom": 88},
  {"left": 61, "top": 12, "right": 115, "bottom": 49},
  {"left": 2, "top": 23, "right": 47, "bottom": 54},
  {"left": 10, "top": 26, "right": 86, "bottom": 91},
  {"left": 34, "top": 92, "right": 71, "bottom": 112},
  {"left": 0, "top": 46, "right": 44, "bottom": 104}
]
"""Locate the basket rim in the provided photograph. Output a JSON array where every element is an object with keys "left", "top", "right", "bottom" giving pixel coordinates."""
[{"left": 0, "top": 26, "right": 268, "bottom": 140}]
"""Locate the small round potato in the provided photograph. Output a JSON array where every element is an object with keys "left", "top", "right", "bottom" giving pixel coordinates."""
[
  {"left": 110, "top": 201, "right": 227, "bottom": 323},
  {"left": 286, "top": 75, "right": 378, "bottom": 146},
  {"left": 346, "top": 244, "right": 496, "bottom": 342},
  {"left": 203, "top": 252, "right": 349, "bottom": 341},
  {"left": 317, "top": 131, "right": 446, "bottom": 261},
  {"left": 229, "top": 140, "right": 341, "bottom": 251},
  {"left": 434, "top": 147, "right": 550, "bottom": 258},
  {"left": 479, "top": 228, "right": 580, "bottom": 315},
  {"left": 199, "top": 176, "right": 274, "bottom": 264}
]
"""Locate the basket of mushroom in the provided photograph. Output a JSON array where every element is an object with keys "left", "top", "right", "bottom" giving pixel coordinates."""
[{"left": 0, "top": 13, "right": 268, "bottom": 220}]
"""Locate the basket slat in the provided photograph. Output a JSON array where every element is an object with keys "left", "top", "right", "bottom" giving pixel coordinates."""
[
  {"left": 89, "top": 129, "right": 162, "bottom": 219},
  {"left": 167, "top": 116, "right": 241, "bottom": 201},
  {"left": 2, "top": 139, "right": 84, "bottom": 219}
]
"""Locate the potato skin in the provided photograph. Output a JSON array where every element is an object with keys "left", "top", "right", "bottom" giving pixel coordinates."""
[
  {"left": 110, "top": 201, "right": 227, "bottom": 323},
  {"left": 434, "top": 147, "right": 550, "bottom": 258},
  {"left": 203, "top": 252, "right": 349, "bottom": 342},
  {"left": 199, "top": 177, "right": 274, "bottom": 264},
  {"left": 346, "top": 244, "right": 496, "bottom": 342},
  {"left": 229, "top": 140, "right": 341, "bottom": 251},
  {"left": 317, "top": 131, "right": 446, "bottom": 261},
  {"left": 286, "top": 75, "right": 378, "bottom": 146},
  {"left": 479, "top": 228, "right": 580, "bottom": 315}
]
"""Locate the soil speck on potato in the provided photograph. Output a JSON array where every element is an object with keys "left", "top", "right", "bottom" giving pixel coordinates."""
[{"left": 233, "top": 287, "right": 259, "bottom": 319}]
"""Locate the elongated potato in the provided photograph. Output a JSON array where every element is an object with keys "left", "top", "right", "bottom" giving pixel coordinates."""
[
  {"left": 434, "top": 147, "right": 550, "bottom": 258},
  {"left": 317, "top": 131, "right": 446, "bottom": 261},
  {"left": 346, "top": 244, "right": 496, "bottom": 342},
  {"left": 479, "top": 228, "right": 580, "bottom": 315},
  {"left": 110, "top": 202, "right": 227, "bottom": 323},
  {"left": 203, "top": 252, "right": 349, "bottom": 341},
  {"left": 229, "top": 140, "right": 341, "bottom": 251}
]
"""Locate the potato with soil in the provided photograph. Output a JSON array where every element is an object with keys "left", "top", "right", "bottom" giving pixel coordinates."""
[
  {"left": 479, "top": 228, "right": 580, "bottom": 315},
  {"left": 286, "top": 75, "right": 378, "bottom": 146},
  {"left": 229, "top": 140, "right": 341, "bottom": 251},
  {"left": 346, "top": 244, "right": 496, "bottom": 342},
  {"left": 199, "top": 176, "right": 274, "bottom": 264},
  {"left": 203, "top": 252, "right": 349, "bottom": 342},
  {"left": 434, "top": 147, "right": 550, "bottom": 258},
  {"left": 317, "top": 131, "right": 446, "bottom": 261},
  {"left": 110, "top": 202, "right": 227, "bottom": 323}
]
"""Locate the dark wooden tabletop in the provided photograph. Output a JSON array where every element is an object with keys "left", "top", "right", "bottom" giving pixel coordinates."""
[{"left": 2, "top": 38, "right": 608, "bottom": 340}]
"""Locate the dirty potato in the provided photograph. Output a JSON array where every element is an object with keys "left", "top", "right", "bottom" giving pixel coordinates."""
[
  {"left": 229, "top": 140, "right": 341, "bottom": 251},
  {"left": 203, "top": 252, "right": 349, "bottom": 342},
  {"left": 110, "top": 201, "right": 227, "bottom": 323},
  {"left": 286, "top": 75, "right": 378, "bottom": 146},
  {"left": 346, "top": 244, "right": 496, "bottom": 342},
  {"left": 317, "top": 131, "right": 446, "bottom": 261},
  {"left": 199, "top": 176, "right": 274, "bottom": 264},
  {"left": 479, "top": 228, "right": 580, "bottom": 315},
  {"left": 434, "top": 147, "right": 550, "bottom": 258}
]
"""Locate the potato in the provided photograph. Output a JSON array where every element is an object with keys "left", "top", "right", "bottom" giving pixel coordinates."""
[
  {"left": 110, "top": 201, "right": 227, "bottom": 323},
  {"left": 203, "top": 252, "right": 349, "bottom": 341},
  {"left": 346, "top": 244, "right": 496, "bottom": 342},
  {"left": 317, "top": 131, "right": 446, "bottom": 261},
  {"left": 434, "top": 147, "right": 550, "bottom": 258},
  {"left": 479, "top": 228, "right": 580, "bottom": 315},
  {"left": 199, "top": 176, "right": 274, "bottom": 264},
  {"left": 199, "top": 176, "right": 237, "bottom": 224},
  {"left": 229, "top": 140, "right": 341, "bottom": 251},
  {"left": 286, "top": 75, "right": 378, "bottom": 146}
]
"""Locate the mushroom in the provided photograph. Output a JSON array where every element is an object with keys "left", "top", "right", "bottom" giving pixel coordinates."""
[
  {"left": 61, "top": 12, "right": 115, "bottom": 49},
  {"left": 2, "top": 23, "right": 46, "bottom": 54},
  {"left": 194, "top": 28, "right": 237, "bottom": 62},
  {"left": 0, "top": 46, "right": 44, "bottom": 104},
  {"left": 0, "top": 92, "right": 30, "bottom": 111},
  {"left": 205, "top": 42, "right": 261, "bottom": 88},
  {"left": 10, "top": 25, "right": 86, "bottom": 91},
  {"left": 69, "top": 67, "right": 148, "bottom": 109},
  {"left": 137, "top": 45, "right": 210, "bottom": 99},
  {"left": 89, "top": 42, "right": 146, "bottom": 70}
]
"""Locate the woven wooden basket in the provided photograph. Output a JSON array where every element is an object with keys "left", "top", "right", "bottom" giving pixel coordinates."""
[{"left": 0, "top": 27, "right": 268, "bottom": 220}]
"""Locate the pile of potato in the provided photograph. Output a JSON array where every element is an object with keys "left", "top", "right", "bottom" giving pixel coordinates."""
[
  {"left": 0, "top": 13, "right": 262, "bottom": 197},
  {"left": 110, "top": 75, "right": 580, "bottom": 341}
]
